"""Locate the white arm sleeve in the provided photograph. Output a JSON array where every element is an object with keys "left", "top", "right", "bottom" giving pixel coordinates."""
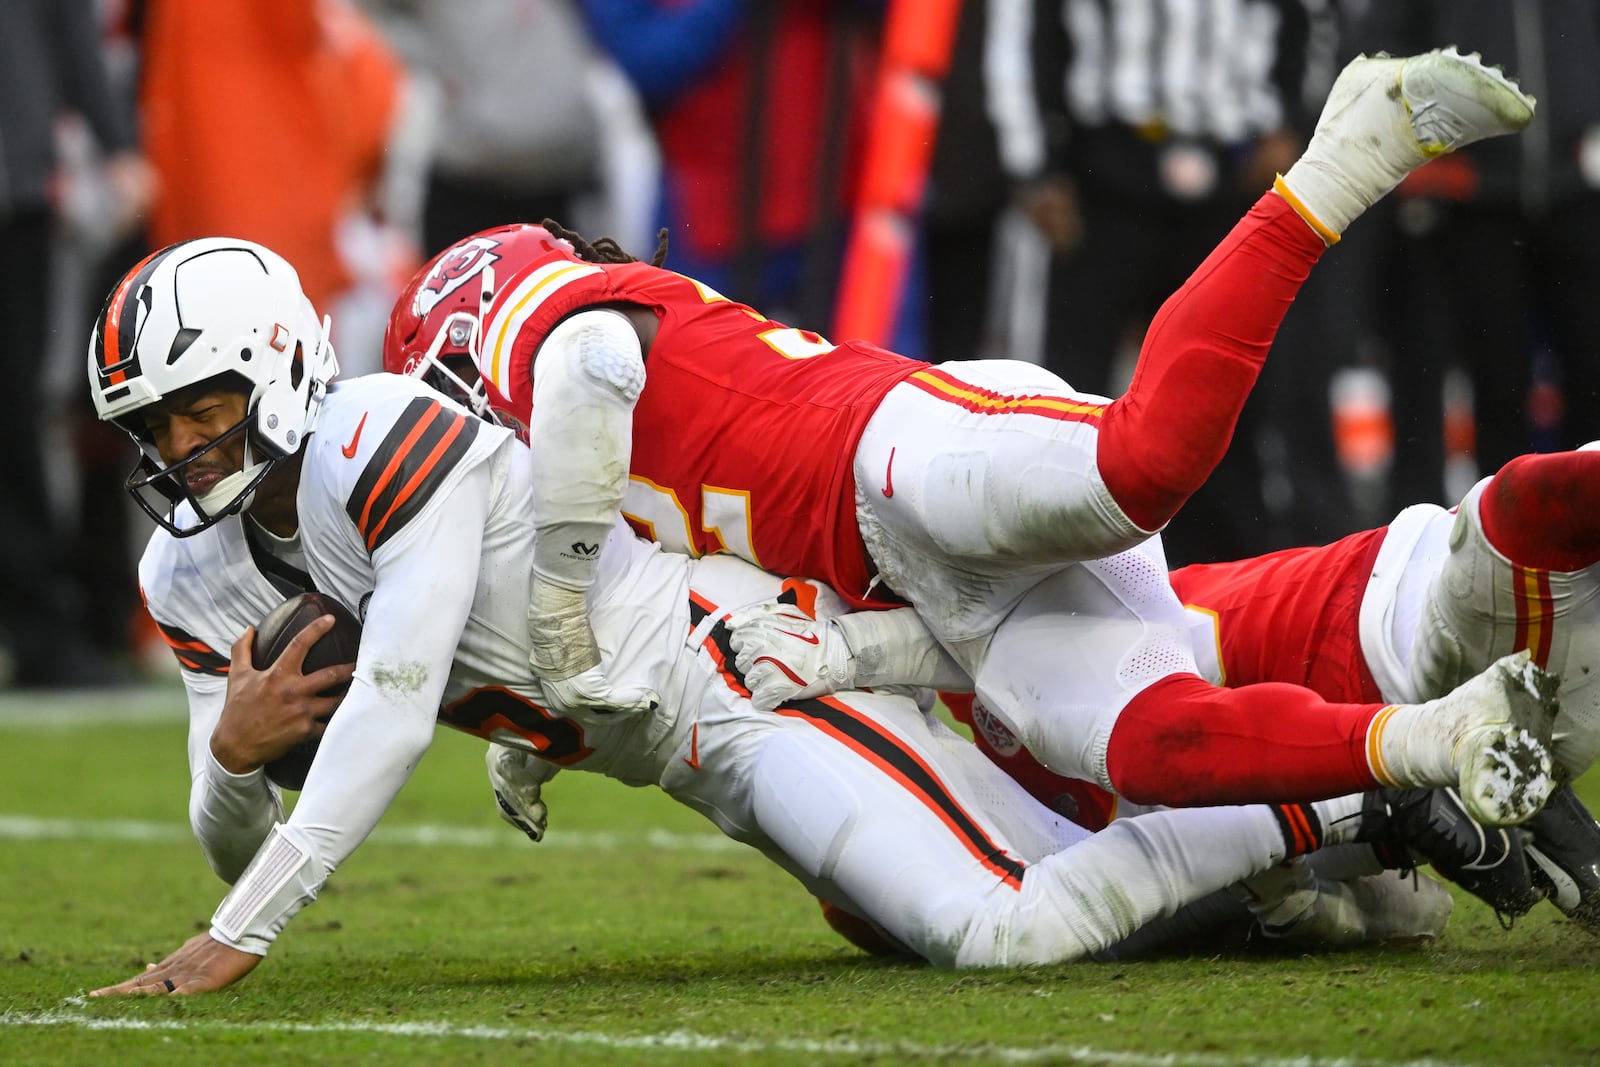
[
  {"left": 526, "top": 308, "right": 644, "bottom": 594},
  {"left": 834, "top": 607, "right": 972, "bottom": 691},
  {"left": 184, "top": 673, "right": 285, "bottom": 885},
  {"left": 209, "top": 461, "right": 492, "bottom": 954}
]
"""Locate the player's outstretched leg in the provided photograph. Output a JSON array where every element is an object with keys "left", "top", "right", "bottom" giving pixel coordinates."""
[
  {"left": 1369, "top": 650, "right": 1559, "bottom": 827},
  {"left": 1277, "top": 47, "right": 1536, "bottom": 244},
  {"left": 1097, "top": 49, "right": 1533, "bottom": 534}
]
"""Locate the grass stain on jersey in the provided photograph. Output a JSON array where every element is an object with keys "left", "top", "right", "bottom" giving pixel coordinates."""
[{"left": 372, "top": 660, "right": 430, "bottom": 696}]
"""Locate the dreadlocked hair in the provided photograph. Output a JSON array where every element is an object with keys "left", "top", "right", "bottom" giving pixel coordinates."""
[{"left": 542, "top": 219, "right": 670, "bottom": 268}]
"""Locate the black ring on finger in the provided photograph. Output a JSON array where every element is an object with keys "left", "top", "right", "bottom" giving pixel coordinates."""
[{"left": 162, "top": 978, "right": 175, "bottom": 993}]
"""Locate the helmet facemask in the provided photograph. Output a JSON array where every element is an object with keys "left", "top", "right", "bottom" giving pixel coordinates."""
[
  {"left": 121, "top": 401, "right": 270, "bottom": 532},
  {"left": 414, "top": 308, "right": 494, "bottom": 418},
  {"left": 389, "top": 260, "right": 522, "bottom": 433}
]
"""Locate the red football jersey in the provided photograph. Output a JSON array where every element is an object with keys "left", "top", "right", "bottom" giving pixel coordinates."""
[
  {"left": 478, "top": 251, "right": 923, "bottom": 607},
  {"left": 1170, "top": 527, "right": 1388, "bottom": 704}
]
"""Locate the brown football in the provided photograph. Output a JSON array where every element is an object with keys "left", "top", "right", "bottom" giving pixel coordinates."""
[{"left": 250, "top": 591, "right": 362, "bottom": 790}]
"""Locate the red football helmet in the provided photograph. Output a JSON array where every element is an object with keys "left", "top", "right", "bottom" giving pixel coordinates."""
[{"left": 382, "top": 223, "right": 572, "bottom": 423}]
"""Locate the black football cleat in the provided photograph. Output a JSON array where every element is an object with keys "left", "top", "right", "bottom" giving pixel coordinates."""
[
  {"left": 1358, "top": 787, "right": 1546, "bottom": 921},
  {"left": 1522, "top": 784, "right": 1600, "bottom": 933}
]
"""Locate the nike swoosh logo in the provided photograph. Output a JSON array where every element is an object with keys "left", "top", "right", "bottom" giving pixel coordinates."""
[
  {"left": 754, "top": 656, "right": 809, "bottom": 686},
  {"left": 881, "top": 447, "right": 896, "bottom": 498},
  {"left": 341, "top": 412, "right": 369, "bottom": 459},
  {"left": 683, "top": 721, "right": 700, "bottom": 770},
  {"left": 777, "top": 629, "right": 820, "bottom": 645}
]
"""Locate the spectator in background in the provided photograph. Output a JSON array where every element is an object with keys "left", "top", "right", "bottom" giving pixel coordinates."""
[
  {"left": 358, "top": 0, "right": 606, "bottom": 259},
  {"left": 578, "top": 0, "right": 881, "bottom": 325},
  {"left": 1346, "top": 1, "right": 1600, "bottom": 510},
  {"left": 136, "top": 0, "right": 404, "bottom": 367},
  {"left": 0, "top": 0, "right": 153, "bottom": 687},
  {"left": 993, "top": 0, "right": 1348, "bottom": 565}
]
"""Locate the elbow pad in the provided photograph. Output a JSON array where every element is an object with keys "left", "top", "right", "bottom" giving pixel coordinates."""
[{"left": 527, "top": 309, "right": 644, "bottom": 592}]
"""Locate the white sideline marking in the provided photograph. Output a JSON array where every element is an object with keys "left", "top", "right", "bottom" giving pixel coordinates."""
[
  {"left": 0, "top": 814, "right": 743, "bottom": 853},
  {"left": 0, "top": 687, "right": 185, "bottom": 727},
  {"left": 0, "top": 1010, "right": 1488, "bottom": 1067}
]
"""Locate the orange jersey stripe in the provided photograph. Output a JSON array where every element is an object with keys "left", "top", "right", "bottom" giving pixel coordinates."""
[
  {"left": 356, "top": 404, "right": 442, "bottom": 535},
  {"left": 363, "top": 414, "right": 466, "bottom": 550}
]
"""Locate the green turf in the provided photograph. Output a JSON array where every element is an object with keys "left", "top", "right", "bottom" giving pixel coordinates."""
[{"left": 3, "top": 684, "right": 1598, "bottom": 1066}]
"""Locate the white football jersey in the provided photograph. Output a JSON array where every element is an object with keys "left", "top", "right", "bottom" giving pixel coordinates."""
[
  {"left": 147, "top": 372, "right": 827, "bottom": 902},
  {"left": 297, "top": 373, "right": 725, "bottom": 787},
  {"left": 140, "top": 504, "right": 317, "bottom": 882}
]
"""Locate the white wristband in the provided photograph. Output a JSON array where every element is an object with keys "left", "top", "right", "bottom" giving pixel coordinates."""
[
  {"left": 210, "top": 823, "right": 324, "bottom": 955},
  {"left": 835, "top": 608, "right": 970, "bottom": 690},
  {"left": 528, "top": 578, "right": 601, "bottom": 679}
]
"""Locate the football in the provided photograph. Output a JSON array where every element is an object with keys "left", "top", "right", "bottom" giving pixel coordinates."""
[{"left": 251, "top": 591, "right": 363, "bottom": 790}]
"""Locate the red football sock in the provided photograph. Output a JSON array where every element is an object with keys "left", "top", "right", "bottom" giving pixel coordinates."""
[
  {"left": 1104, "top": 673, "right": 1381, "bottom": 806},
  {"left": 1478, "top": 451, "right": 1600, "bottom": 572},
  {"left": 1098, "top": 192, "right": 1327, "bottom": 531}
]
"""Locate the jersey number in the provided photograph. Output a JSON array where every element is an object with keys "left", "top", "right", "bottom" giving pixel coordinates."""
[
  {"left": 622, "top": 481, "right": 760, "bottom": 565},
  {"left": 617, "top": 288, "right": 834, "bottom": 564}
]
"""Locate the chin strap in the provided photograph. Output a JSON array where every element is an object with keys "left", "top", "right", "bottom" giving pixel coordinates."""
[{"left": 194, "top": 459, "right": 272, "bottom": 520}]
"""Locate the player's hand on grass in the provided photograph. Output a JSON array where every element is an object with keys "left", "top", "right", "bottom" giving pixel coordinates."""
[
  {"left": 724, "top": 603, "right": 856, "bottom": 712},
  {"left": 486, "top": 744, "right": 556, "bottom": 842},
  {"left": 89, "top": 932, "right": 262, "bottom": 997},
  {"left": 211, "top": 620, "right": 354, "bottom": 774}
]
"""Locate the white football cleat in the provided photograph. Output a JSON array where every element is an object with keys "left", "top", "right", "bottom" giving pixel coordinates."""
[
  {"left": 1445, "top": 651, "right": 1559, "bottom": 827},
  {"left": 1280, "top": 47, "right": 1536, "bottom": 240},
  {"left": 1259, "top": 870, "right": 1453, "bottom": 949}
]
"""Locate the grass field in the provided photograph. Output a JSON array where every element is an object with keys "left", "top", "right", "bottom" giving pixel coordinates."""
[{"left": 3, "top": 683, "right": 1598, "bottom": 1066}]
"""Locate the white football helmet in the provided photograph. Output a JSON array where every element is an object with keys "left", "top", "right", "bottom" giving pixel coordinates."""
[{"left": 87, "top": 238, "right": 339, "bottom": 536}]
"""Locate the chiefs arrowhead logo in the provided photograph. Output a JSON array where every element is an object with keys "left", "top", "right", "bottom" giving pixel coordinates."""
[
  {"left": 970, "top": 700, "right": 1022, "bottom": 758},
  {"left": 415, "top": 236, "right": 501, "bottom": 318}
]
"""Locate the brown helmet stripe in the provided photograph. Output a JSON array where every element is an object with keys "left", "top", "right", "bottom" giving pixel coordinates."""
[{"left": 96, "top": 243, "right": 187, "bottom": 385}]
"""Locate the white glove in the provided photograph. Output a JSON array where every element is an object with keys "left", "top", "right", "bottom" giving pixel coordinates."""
[
  {"left": 541, "top": 664, "right": 659, "bottom": 724},
  {"left": 724, "top": 602, "right": 856, "bottom": 712},
  {"left": 529, "top": 577, "right": 658, "bottom": 721},
  {"left": 486, "top": 745, "right": 557, "bottom": 843}
]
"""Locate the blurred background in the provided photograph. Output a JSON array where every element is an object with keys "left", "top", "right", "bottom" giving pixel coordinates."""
[{"left": 7, "top": 0, "right": 1600, "bottom": 689}]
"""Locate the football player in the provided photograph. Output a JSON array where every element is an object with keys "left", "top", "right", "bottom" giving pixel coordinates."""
[
  {"left": 392, "top": 301, "right": 1466, "bottom": 955},
  {"left": 1173, "top": 446, "right": 1600, "bottom": 929},
  {"left": 384, "top": 49, "right": 1553, "bottom": 826},
  {"left": 85, "top": 238, "right": 1453, "bottom": 994},
  {"left": 725, "top": 448, "right": 1600, "bottom": 933}
]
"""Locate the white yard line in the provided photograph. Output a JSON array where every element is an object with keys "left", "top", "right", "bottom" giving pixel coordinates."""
[
  {"left": 0, "top": 1009, "right": 1493, "bottom": 1067},
  {"left": 0, "top": 685, "right": 185, "bottom": 727},
  {"left": 0, "top": 813, "right": 744, "bottom": 852}
]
